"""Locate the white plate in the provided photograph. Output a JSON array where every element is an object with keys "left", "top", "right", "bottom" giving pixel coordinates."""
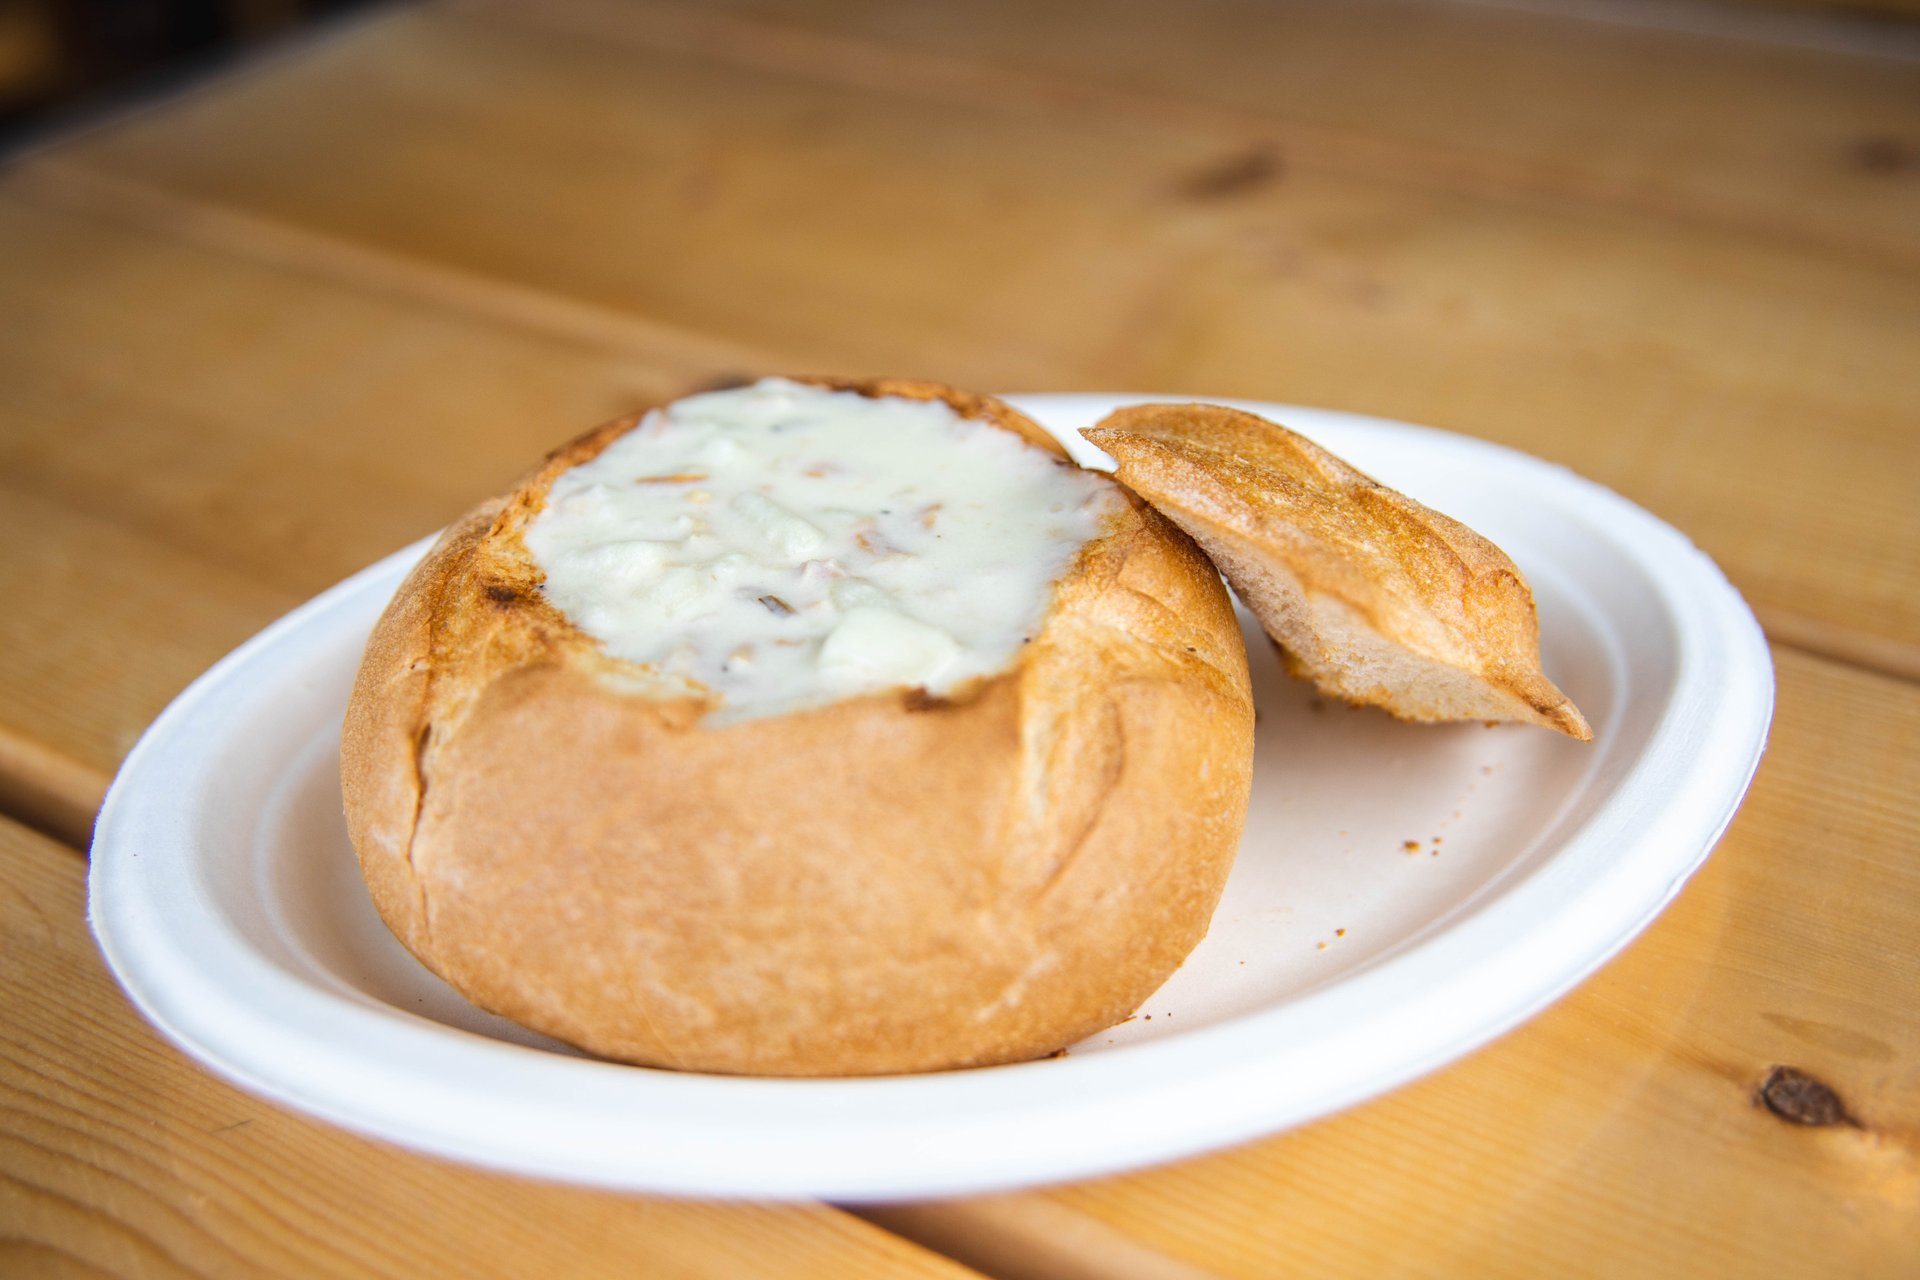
[{"left": 89, "top": 396, "right": 1773, "bottom": 1201}]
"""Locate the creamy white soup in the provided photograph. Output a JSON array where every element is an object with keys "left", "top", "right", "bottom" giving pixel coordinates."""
[{"left": 522, "top": 379, "right": 1120, "bottom": 721}]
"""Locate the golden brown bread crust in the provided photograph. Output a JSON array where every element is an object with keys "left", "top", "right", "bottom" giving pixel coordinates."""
[
  {"left": 341, "top": 379, "right": 1255, "bottom": 1076},
  {"left": 1083, "top": 403, "right": 1590, "bottom": 741}
]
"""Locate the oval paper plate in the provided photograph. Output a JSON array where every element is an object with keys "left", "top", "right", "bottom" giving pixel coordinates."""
[{"left": 89, "top": 396, "right": 1772, "bottom": 1201}]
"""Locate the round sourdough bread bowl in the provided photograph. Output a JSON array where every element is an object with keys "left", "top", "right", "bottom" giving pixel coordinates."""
[{"left": 340, "top": 377, "right": 1255, "bottom": 1077}]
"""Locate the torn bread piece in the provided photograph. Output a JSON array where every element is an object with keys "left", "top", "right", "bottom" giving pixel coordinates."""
[{"left": 1083, "top": 403, "right": 1591, "bottom": 741}]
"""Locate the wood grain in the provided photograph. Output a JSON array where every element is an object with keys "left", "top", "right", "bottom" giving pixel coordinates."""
[
  {"left": 0, "top": 815, "right": 984, "bottom": 1280},
  {"left": 22, "top": 1, "right": 1918, "bottom": 673},
  {"left": 0, "top": 2, "right": 1916, "bottom": 1275},
  {"left": 0, "top": 187, "right": 780, "bottom": 601},
  {"left": 0, "top": 483, "right": 292, "bottom": 827},
  {"left": 876, "top": 646, "right": 1920, "bottom": 1279},
  {"left": 506, "top": 0, "right": 1920, "bottom": 265},
  {"left": 0, "top": 188, "right": 791, "bottom": 816}
]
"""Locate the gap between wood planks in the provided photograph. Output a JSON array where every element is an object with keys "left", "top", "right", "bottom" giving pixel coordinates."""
[
  {"left": 857, "top": 1200, "right": 1219, "bottom": 1280},
  {"left": 1452, "top": 0, "right": 1920, "bottom": 61},
  {"left": 451, "top": 0, "right": 1920, "bottom": 276},
  {"left": 0, "top": 723, "right": 101, "bottom": 851}
]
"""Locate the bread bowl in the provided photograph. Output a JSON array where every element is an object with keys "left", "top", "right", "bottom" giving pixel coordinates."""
[
  {"left": 340, "top": 377, "right": 1256, "bottom": 1077},
  {"left": 1084, "top": 403, "right": 1590, "bottom": 739}
]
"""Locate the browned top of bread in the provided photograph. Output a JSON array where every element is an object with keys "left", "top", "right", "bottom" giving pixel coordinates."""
[{"left": 1083, "top": 403, "right": 1590, "bottom": 740}]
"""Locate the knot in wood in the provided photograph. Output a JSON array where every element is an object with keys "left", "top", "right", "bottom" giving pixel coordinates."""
[{"left": 1756, "top": 1065, "right": 1857, "bottom": 1128}]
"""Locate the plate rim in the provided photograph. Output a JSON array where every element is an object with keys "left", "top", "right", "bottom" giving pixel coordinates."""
[{"left": 88, "top": 396, "right": 1775, "bottom": 1200}]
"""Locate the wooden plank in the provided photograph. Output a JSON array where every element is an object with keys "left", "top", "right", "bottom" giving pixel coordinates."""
[
  {"left": 870, "top": 646, "right": 1920, "bottom": 1280},
  {"left": 0, "top": 190, "right": 795, "bottom": 816},
  {"left": 0, "top": 816, "right": 984, "bottom": 1279},
  {"left": 21, "top": 3, "right": 1918, "bottom": 673},
  {"left": 0, "top": 481, "right": 294, "bottom": 827},
  {"left": 504, "top": 0, "right": 1920, "bottom": 268}
]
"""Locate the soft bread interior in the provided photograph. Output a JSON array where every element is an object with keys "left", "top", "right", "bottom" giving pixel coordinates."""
[{"left": 1083, "top": 404, "right": 1591, "bottom": 741}]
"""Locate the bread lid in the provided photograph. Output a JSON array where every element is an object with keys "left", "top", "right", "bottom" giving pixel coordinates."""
[{"left": 1083, "top": 403, "right": 1591, "bottom": 740}]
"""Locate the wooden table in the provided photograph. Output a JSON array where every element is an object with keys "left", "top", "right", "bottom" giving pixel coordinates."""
[{"left": 3, "top": 1, "right": 1916, "bottom": 1275}]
